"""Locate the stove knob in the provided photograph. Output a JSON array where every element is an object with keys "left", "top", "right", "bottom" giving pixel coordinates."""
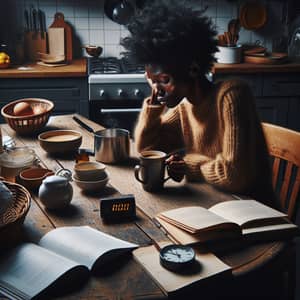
[
  {"left": 134, "top": 89, "right": 143, "bottom": 97},
  {"left": 118, "top": 89, "right": 125, "bottom": 97},
  {"left": 99, "top": 89, "right": 105, "bottom": 97}
]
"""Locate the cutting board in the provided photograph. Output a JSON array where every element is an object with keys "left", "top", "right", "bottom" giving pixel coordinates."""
[
  {"left": 48, "top": 27, "right": 65, "bottom": 57},
  {"left": 49, "top": 12, "right": 72, "bottom": 61}
]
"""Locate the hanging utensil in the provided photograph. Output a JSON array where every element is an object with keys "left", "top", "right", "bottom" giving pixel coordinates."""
[
  {"left": 228, "top": 19, "right": 240, "bottom": 46},
  {"left": 104, "top": 0, "right": 135, "bottom": 25}
]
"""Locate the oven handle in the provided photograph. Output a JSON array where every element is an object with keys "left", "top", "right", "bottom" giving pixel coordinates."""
[{"left": 100, "top": 108, "right": 142, "bottom": 113}]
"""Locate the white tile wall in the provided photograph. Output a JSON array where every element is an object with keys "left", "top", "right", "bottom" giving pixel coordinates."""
[{"left": 14, "top": 0, "right": 286, "bottom": 58}]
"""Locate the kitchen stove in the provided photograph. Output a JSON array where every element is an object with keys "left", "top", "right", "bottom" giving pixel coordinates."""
[
  {"left": 88, "top": 57, "right": 145, "bottom": 74},
  {"left": 87, "top": 57, "right": 151, "bottom": 134}
]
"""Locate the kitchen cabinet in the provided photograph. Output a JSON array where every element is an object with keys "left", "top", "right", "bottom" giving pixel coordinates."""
[
  {"left": 0, "top": 77, "right": 88, "bottom": 122},
  {"left": 214, "top": 73, "right": 300, "bottom": 131}
]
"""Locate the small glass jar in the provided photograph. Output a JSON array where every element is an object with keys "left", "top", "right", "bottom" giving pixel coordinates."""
[
  {"left": 0, "top": 147, "right": 37, "bottom": 182},
  {"left": 75, "top": 148, "right": 90, "bottom": 163}
]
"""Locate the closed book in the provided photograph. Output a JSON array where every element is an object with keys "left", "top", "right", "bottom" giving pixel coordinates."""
[{"left": 133, "top": 244, "right": 232, "bottom": 296}]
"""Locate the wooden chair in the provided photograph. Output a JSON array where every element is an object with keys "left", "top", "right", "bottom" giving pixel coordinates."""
[
  {"left": 262, "top": 122, "right": 300, "bottom": 300},
  {"left": 262, "top": 122, "right": 300, "bottom": 222}
]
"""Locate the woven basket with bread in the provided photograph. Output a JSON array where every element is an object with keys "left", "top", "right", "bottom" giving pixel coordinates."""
[{"left": 1, "top": 98, "right": 54, "bottom": 135}]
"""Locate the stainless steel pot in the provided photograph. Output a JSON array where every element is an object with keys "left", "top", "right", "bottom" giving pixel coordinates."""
[
  {"left": 72, "top": 116, "right": 130, "bottom": 164},
  {"left": 94, "top": 128, "right": 130, "bottom": 163}
]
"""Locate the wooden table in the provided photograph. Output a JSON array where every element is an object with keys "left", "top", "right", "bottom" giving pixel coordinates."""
[{"left": 0, "top": 114, "right": 292, "bottom": 300}]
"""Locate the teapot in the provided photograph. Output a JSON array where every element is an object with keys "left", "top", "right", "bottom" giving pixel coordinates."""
[{"left": 38, "top": 172, "right": 73, "bottom": 209}]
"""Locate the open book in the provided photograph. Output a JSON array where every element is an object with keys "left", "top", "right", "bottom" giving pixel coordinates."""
[
  {"left": 154, "top": 200, "right": 299, "bottom": 245},
  {"left": 0, "top": 226, "right": 138, "bottom": 300},
  {"left": 133, "top": 243, "right": 231, "bottom": 296}
]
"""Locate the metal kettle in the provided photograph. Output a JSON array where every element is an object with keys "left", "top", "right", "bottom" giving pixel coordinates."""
[{"left": 288, "top": 27, "right": 300, "bottom": 61}]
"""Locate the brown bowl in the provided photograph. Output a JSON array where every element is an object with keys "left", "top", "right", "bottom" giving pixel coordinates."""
[
  {"left": 38, "top": 130, "right": 82, "bottom": 154},
  {"left": 19, "top": 168, "right": 54, "bottom": 190},
  {"left": 82, "top": 45, "right": 103, "bottom": 57}
]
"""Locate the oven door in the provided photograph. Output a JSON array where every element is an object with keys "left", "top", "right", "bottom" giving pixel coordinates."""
[{"left": 89, "top": 100, "right": 142, "bottom": 135}]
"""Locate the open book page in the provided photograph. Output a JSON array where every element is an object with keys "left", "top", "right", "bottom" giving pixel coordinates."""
[
  {"left": 155, "top": 216, "right": 241, "bottom": 245},
  {"left": 133, "top": 245, "right": 232, "bottom": 295},
  {"left": 209, "top": 200, "right": 288, "bottom": 229},
  {"left": 158, "top": 206, "right": 240, "bottom": 233},
  {"left": 0, "top": 243, "right": 86, "bottom": 300},
  {"left": 39, "top": 226, "right": 138, "bottom": 271}
]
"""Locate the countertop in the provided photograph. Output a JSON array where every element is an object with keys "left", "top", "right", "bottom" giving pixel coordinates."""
[
  {"left": 1, "top": 58, "right": 300, "bottom": 78},
  {"left": 213, "top": 61, "right": 300, "bottom": 74},
  {"left": 0, "top": 58, "right": 87, "bottom": 78}
]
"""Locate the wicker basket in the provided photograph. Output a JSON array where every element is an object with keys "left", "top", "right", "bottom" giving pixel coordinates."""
[
  {"left": 0, "top": 181, "right": 31, "bottom": 232},
  {"left": 1, "top": 98, "right": 54, "bottom": 135}
]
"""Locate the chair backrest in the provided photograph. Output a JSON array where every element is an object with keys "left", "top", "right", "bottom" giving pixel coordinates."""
[{"left": 262, "top": 122, "right": 300, "bottom": 221}]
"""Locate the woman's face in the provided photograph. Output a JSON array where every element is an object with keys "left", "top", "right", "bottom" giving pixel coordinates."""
[{"left": 145, "top": 64, "right": 189, "bottom": 108}]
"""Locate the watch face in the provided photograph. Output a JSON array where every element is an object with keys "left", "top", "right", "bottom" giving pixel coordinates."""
[{"left": 159, "top": 244, "right": 195, "bottom": 271}]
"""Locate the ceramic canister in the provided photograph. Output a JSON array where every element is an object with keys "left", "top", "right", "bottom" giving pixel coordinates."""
[{"left": 38, "top": 175, "right": 73, "bottom": 209}]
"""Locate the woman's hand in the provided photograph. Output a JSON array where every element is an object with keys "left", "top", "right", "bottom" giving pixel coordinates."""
[
  {"left": 166, "top": 154, "right": 186, "bottom": 182},
  {"left": 145, "top": 71, "right": 161, "bottom": 105}
]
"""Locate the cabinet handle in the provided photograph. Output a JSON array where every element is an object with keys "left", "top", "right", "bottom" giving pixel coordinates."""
[{"left": 100, "top": 108, "right": 141, "bottom": 113}]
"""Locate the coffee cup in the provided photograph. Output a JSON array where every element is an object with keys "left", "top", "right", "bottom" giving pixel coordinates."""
[{"left": 134, "top": 150, "right": 170, "bottom": 192}]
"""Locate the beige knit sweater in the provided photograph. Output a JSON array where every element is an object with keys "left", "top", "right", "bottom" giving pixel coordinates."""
[{"left": 134, "top": 79, "right": 275, "bottom": 205}]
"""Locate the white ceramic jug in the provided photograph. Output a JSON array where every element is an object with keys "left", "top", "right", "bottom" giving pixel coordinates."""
[{"left": 38, "top": 175, "right": 73, "bottom": 209}]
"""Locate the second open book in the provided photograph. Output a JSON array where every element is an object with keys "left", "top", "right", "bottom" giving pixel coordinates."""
[
  {"left": 155, "top": 200, "right": 299, "bottom": 245},
  {"left": 0, "top": 226, "right": 138, "bottom": 300}
]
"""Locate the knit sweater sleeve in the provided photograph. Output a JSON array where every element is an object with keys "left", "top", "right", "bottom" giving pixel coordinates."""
[
  {"left": 184, "top": 82, "right": 257, "bottom": 192},
  {"left": 134, "top": 98, "right": 184, "bottom": 153}
]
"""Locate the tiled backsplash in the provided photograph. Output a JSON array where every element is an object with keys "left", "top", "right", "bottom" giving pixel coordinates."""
[{"left": 8, "top": 0, "right": 287, "bottom": 58}]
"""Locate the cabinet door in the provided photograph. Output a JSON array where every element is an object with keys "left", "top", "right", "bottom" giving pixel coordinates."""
[
  {"left": 255, "top": 97, "right": 289, "bottom": 127},
  {"left": 288, "top": 97, "right": 300, "bottom": 131},
  {"left": 0, "top": 78, "right": 88, "bottom": 122}
]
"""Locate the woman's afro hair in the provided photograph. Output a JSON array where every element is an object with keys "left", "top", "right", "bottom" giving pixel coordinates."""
[{"left": 121, "top": 0, "right": 218, "bottom": 75}]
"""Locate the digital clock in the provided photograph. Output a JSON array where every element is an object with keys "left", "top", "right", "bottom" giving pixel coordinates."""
[{"left": 100, "top": 194, "right": 136, "bottom": 221}]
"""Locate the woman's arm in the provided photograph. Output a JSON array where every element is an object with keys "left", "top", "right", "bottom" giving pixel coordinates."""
[
  {"left": 134, "top": 99, "right": 184, "bottom": 153},
  {"left": 184, "top": 83, "right": 259, "bottom": 192}
]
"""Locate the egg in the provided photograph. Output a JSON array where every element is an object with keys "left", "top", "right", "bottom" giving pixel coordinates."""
[
  {"left": 13, "top": 102, "right": 34, "bottom": 116},
  {"left": 33, "top": 106, "right": 46, "bottom": 115}
]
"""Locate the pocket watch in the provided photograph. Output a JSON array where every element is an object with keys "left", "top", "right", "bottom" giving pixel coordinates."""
[{"left": 159, "top": 244, "right": 196, "bottom": 271}]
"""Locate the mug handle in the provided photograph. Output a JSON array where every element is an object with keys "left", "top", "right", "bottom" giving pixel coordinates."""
[
  {"left": 134, "top": 165, "right": 147, "bottom": 184},
  {"left": 164, "top": 166, "right": 171, "bottom": 183}
]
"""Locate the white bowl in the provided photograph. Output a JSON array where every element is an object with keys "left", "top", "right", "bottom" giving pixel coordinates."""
[
  {"left": 72, "top": 173, "right": 109, "bottom": 192},
  {"left": 74, "top": 161, "right": 106, "bottom": 181}
]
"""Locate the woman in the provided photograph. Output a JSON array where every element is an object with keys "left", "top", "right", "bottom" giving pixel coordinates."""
[{"left": 121, "top": 0, "right": 275, "bottom": 205}]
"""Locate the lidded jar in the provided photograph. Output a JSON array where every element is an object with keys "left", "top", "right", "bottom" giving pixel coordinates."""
[
  {"left": 0, "top": 147, "right": 37, "bottom": 181},
  {"left": 38, "top": 175, "right": 73, "bottom": 209}
]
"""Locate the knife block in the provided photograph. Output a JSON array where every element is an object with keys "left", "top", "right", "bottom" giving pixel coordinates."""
[{"left": 24, "top": 31, "right": 48, "bottom": 62}]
